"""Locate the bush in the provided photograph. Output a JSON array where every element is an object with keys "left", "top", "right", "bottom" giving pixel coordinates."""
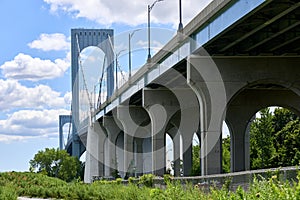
[
  {"left": 0, "top": 185, "right": 17, "bottom": 200},
  {"left": 163, "top": 174, "right": 173, "bottom": 185},
  {"left": 128, "top": 176, "right": 137, "bottom": 184},
  {"left": 150, "top": 188, "right": 165, "bottom": 200},
  {"left": 116, "top": 178, "right": 123, "bottom": 184},
  {"left": 138, "top": 174, "right": 155, "bottom": 187},
  {"left": 2, "top": 171, "right": 300, "bottom": 199}
]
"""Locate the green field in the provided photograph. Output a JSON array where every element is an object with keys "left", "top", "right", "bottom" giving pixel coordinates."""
[{"left": 1, "top": 171, "right": 300, "bottom": 200}]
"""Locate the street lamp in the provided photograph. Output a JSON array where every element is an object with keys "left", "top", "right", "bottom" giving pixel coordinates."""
[
  {"left": 128, "top": 29, "right": 141, "bottom": 78},
  {"left": 178, "top": 0, "right": 183, "bottom": 32},
  {"left": 147, "top": 0, "right": 164, "bottom": 61}
]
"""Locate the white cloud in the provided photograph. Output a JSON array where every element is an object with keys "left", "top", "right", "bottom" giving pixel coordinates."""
[
  {"left": 0, "top": 109, "right": 70, "bottom": 138},
  {"left": 43, "top": 0, "right": 213, "bottom": 27},
  {"left": 0, "top": 134, "right": 35, "bottom": 144},
  {"left": 64, "top": 91, "right": 72, "bottom": 105},
  {"left": 28, "top": 33, "right": 70, "bottom": 51},
  {"left": 0, "top": 79, "right": 70, "bottom": 111},
  {"left": 0, "top": 79, "right": 71, "bottom": 141},
  {"left": 0, "top": 53, "right": 70, "bottom": 81}
]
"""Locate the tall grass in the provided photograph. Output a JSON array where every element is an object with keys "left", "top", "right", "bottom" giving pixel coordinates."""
[{"left": 1, "top": 171, "right": 300, "bottom": 199}]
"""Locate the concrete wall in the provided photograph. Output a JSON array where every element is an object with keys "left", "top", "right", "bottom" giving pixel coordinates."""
[{"left": 117, "top": 166, "right": 299, "bottom": 191}]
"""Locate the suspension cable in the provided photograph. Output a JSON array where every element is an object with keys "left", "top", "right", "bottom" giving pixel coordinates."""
[
  {"left": 97, "top": 56, "right": 106, "bottom": 109},
  {"left": 76, "top": 34, "right": 93, "bottom": 112},
  {"left": 116, "top": 59, "right": 127, "bottom": 83},
  {"left": 66, "top": 105, "right": 72, "bottom": 146}
]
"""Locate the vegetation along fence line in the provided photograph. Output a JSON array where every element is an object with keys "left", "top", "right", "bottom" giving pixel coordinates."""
[{"left": 93, "top": 166, "right": 299, "bottom": 191}]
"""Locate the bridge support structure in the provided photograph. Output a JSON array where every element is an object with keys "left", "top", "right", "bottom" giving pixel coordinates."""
[
  {"left": 83, "top": 55, "right": 300, "bottom": 182},
  {"left": 102, "top": 116, "right": 121, "bottom": 177},
  {"left": 142, "top": 87, "right": 200, "bottom": 176},
  {"left": 58, "top": 115, "right": 71, "bottom": 150},
  {"left": 70, "top": 29, "right": 114, "bottom": 159},
  {"left": 116, "top": 106, "right": 151, "bottom": 178},
  {"left": 188, "top": 55, "right": 300, "bottom": 174},
  {"left": 143, "top": 88, "right": 180, "bottom": 176},
  {"left": 84, "top": 121, "right": 106, "bottom": 183}
]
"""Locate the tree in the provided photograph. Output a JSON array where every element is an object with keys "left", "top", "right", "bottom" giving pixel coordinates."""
[
  {"left": 191, "top": 144, "right": 200, "bottom": 175},
  {"left": 271, "top": 108, "right": 299, "bottom": 166},
  {"left": 249, "top": 107, "right": 300, "bottom": 170},
  {"left": 30, "top": 148, "right": 82, "bottom": 182},
  {"left": 273, "top": 119, "right": 300, "bottom": 166},
  {"left": 190, "top": 136, "right": 231, "bottom": 175},
  {"left": 272, "top": 107, "right": 298, "bottom": 133},
  {"left": 189, "top": 107, "right": 300, "bottom": 173},
  {"left": 250, "top": 108, "right": 275, "bottom": 169},
  {"left": 222, "top": 136, "right": 231, "bottom": 173}
]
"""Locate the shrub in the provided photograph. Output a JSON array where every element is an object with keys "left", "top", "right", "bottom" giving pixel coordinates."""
[
  {"left": 2, "top": 171, "right": 300, "bottom": 199},
  {"left": 0, "top": 185, "right": 17, "bottom": 200},
  {"left": 116, "top": 178, "right": 123, "bottom": 184},
  {"left": 150, "top": 188, "right": 165, "bottom": 200},
  {"left": 163, "top": 174, "right": 173, "bottom": 185},
  {"left": 164, "top": 182, "right": 185, "bottom": 199},
  {"left": 128, "top": 176, "right": 137, "bottom": 184},
  {"left": 139, "top": 174, "right": 155, "bottom": 187}
]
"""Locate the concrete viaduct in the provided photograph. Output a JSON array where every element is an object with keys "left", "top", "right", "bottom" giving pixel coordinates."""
[{"left": 59, "top": 0, "right": 300, "bottom": 183}]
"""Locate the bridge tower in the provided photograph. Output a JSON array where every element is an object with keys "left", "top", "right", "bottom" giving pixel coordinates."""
[
  {"left": 70, "top": 29, "right": 114, "bottom": 158},
  {"left": 58, "top": 115, "right": 72, "bottom": 150}
]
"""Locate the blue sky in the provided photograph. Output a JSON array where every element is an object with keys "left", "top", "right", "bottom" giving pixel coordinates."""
[{"left": 0, "top": 0, "right": 212, "bottom": 172}]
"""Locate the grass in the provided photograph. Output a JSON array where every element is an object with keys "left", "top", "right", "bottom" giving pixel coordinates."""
[{"left": 1, "top": 171, "right": 300, "bottom": 199}]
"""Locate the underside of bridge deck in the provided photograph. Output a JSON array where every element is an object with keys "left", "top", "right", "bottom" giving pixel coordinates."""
[{"left": 203, "top": 0, "right": 300, "bottom": 56}]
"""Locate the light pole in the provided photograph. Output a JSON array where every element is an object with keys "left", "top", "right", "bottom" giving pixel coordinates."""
[
  {"left": 147, "top": 0, "right": 164, "bottom": 61},
  {"left": 128, "top": 29, "right": 141, "bottom": 78},
  {"left": 178, "top": 0, "right": 183, "bottom": 32}
]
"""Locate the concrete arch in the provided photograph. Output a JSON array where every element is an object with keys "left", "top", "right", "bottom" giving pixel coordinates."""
[
  {"left": 226, "top": 82, "right": 300, "bottom": 172},
  {"left": 187, "top": 55, "right": 300, "bottom": 176}
]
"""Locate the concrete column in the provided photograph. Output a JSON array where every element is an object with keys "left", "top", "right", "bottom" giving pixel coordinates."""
[
  {"left": 153, "top": 132, "right": 165, "bottom": 176},
  {"left": 201, "top": 131, "right": 222, "bottom": 175},
  {"left": 84, "top": 121, "right": 107, "bottom": 183},
  {"left": 182, "top": 136, "right": 192, "bottom": 176},
  {"left": 227, "top": 116, "right": 252, "bottom": 172},
  {"left": 180, "top": 106, "right": 199, "bottom": 176},
  {"left": 231, "top": 131, "right": 246, "bottom": 172},
  {"left": 124, "top": 134, "right": 134, "bottom": 177},
  {"left": 117, "top": 105, "right": 150, "bottom": 177},
  {"left": 143, "top": 137, "right": 152, "bottom": 174},
  {"left": 135, "top": 138, "right": 144, "bottom": 176},
  {"left": 173, "top": 134, "right": 181, "bottom": 176},
  {"left": 225, "top": 110, "right": 249, "bottom": 173},
  {"left": 168, "top": 127, "right": 181, "bottom": 176},
  {"left": 226, "top": 99, "right": 258, "bottom": 172},
  {"left": 102, "top": 116, "right": 122, "bottom": 177},
  {"left": 187, "top": 55, "right": 226, "bottom": 175},
  {"left": 143, "top": 88, "right": 180, "bottom": 176},
  {"left": 116, "top": 132, "right": 125, "bottom": 178}
]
